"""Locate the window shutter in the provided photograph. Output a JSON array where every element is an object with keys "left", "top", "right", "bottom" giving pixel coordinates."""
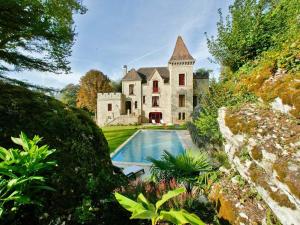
[{"left": 179, "top": 74, "right": 185, "bottom": 85}]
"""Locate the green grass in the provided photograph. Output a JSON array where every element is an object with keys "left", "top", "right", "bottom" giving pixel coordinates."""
[
  {"left": 102, "top": 126, "right": 139, "bottom": 153},
  {"left": 102, "top": 124, "right": 187, "bottom": 153}
]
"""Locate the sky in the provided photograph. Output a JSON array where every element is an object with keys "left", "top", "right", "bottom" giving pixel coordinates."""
[{"left": 8, "top": 0, "right": 233, "bottom": 89}]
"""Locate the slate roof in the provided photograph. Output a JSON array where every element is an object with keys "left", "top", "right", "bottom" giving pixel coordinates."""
[
  {"left": 122, "top": 69, "right": 142, "bottom": 81},
  {"left": 169, "top": 36, "right": 194, "bottom": 61},
  {"left": 137, "top": 67, "right": 170, "bottom": 83}
]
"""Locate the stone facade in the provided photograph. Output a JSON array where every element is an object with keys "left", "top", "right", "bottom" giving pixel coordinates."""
[{"left": 97, "top": 36, "right": 209, "bottom": 127}]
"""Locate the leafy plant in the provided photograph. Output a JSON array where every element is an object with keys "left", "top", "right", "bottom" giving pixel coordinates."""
[
  {"left": 148, "top": 150, "right": 214, "bottom": 193},
  {"left": 115, "top": 187, "right": 205, "bottom": 225},
  {"left": 0, "top": 132, "right": 56, "bottom": 218}
]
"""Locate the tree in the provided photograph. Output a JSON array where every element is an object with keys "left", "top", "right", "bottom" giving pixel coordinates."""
[
  {"left": 195, "top": 68, "right": 212, "bottom": 77},
  {"left": 0, "top": 0, "right": 86, "bottom": 74},
  {"left": 111, "top": 79, "right": 122, "bottom": 92},
  {"left": 206, "top": 0, "right": 299, "bottom": 72},
  {"left": 60, "top": 83, "right": 80, "bottom": 107},
  {"left": 77, "top": 70, "right": 113, "bottom": 113}
]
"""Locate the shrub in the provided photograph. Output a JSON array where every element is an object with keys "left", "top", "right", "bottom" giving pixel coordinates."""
[
  {"left": 0, "top": 82, "right": 125, "bottom": 224},
  {"left": 0, "top": 132, "right": 56, "bottom": 219},
  {"left": 115, "top": 187, "right": 205, "bottom": 225}
]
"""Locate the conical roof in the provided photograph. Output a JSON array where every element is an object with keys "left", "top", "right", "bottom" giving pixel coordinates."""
[{"left": 169, "top": 36, "right": 194, "bottom": 61}]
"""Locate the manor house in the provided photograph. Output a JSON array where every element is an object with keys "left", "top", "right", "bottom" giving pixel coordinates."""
[{"left": 97, "top": 36, "right": 209, "bottom": 126}]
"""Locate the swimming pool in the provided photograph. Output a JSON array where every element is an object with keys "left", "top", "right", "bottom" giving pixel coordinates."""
[{"left": 111, "top": 130, "right": 185, "bottom": 163}]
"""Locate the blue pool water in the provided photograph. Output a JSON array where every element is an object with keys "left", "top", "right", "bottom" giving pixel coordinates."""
[{"left": 111, "top": 130, "right": 185, "bottom": 163}]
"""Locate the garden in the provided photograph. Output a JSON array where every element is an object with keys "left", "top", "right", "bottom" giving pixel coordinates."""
[{"left": 0, "top": 0, "right": 299, "bottom": 224}]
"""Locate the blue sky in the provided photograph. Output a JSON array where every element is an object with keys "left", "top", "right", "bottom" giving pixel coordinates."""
[{"left": 8, "top": 0, "right": 233, "bottom": 89}]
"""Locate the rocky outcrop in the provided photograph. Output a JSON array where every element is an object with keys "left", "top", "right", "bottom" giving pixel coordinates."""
[{"left": 217, "top": 103, "right": 300, "bottom": 225}]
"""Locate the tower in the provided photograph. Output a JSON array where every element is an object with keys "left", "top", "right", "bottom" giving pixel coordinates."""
[{"left": 168, "top": 36, "right": 195, "bottom": 123}]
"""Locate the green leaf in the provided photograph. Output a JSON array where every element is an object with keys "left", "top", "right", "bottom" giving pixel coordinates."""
[
  {"left": 0, "top": 207, "right": 3, "bottom": 218},
  {"left": 155, "top": 187, "right": 185, "bottom": 210},
  {"left": 114, "top": 192, "right": 145, "bottom": 213},
  {"left": 130, "top": 209, "right": 156, "bottom": 220},
  {"left": 160, "top": 209, "right": 205, "bottom": 225}
]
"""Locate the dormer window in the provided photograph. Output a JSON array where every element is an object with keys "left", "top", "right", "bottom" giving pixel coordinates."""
[
  {"left": 153, "top": 80, "right": 158, "bottom": 93},
  {"left": 129, "top": 84, "right": 134, "bottom": 95},
  {"left": 179, "top": 74, "right": 185, "bottom": 86}
]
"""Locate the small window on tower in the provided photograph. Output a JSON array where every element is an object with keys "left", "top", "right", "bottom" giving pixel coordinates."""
[
  {"left": 135, "top": 101, "right": 137, "bottom": 109},
  {"left": 129, "top": 84, "right": 134, "bottom": 95},
  {"left": 179, "top": 74, "right": 185, "bottom": 86},
  {"left": 178, "top": 112, "right": 181, "bottom": 120},
  {"left": 143, "top": 96, "right": 145, "bottom": 104},
  {"left": 182, "top": 112, "right": 185, "bottom": 120},
  {"left": 108, "top": 103, "right": 112, "bottom": 111},
  {"left": 179, "top": 95, "right": 185, "bottom": 107}
]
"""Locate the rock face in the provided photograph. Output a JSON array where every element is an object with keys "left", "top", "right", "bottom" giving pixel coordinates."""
[{"left": 217, "top": 103, "right": 300, "bottom": 225}]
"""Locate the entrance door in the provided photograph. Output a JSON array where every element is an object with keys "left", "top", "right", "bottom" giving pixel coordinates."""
[
  {"left": 149, "top": 112, "right": 162, "bottom": 123},
  {"left": 125, "top": 101, "right": 131, "bottom": 114}
]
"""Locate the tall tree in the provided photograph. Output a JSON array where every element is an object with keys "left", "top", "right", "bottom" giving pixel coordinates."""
[
  {"left": 77, "top": 70, "right": 113, "bottom": 113},
  {"left": 60, "top": 83, "right": 80, "bottom": 107},
  {"left": 0, "top": 0, "right": 86, "bottom": 74}
]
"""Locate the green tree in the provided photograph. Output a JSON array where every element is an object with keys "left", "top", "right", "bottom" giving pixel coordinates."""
[
  {"left": 0, "top": 0, "right": 86, "bottom": 74},
  {"left": 77, "top": 70, "right": 113, "bottom": 113},
  {"left": 206, "top": 0, "right": 300, "bottom": 72},
  {"left": 60, "top": 83, "right": 80, "bottom": 107},
  {"left": 196, "top": 68, "right": 212, "bottom": 77}
]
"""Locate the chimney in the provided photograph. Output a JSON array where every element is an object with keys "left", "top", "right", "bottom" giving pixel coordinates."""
[{"left": 123, "top": 65, "right": 127, "bottom": 76}]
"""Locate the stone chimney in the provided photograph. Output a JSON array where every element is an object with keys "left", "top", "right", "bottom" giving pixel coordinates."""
[{"left": 123, "top": 65, "right": 127, "bottom": 76}]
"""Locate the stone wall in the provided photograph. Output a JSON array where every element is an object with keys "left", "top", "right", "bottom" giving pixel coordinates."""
[
  {"left": 217, "top": 104, "right": 300, "bottom": 225},
  {"left": 168, "top": 61, "right": 194, "bottom": 124},
  {"left": 97, "top": 92, "right": 125, "bottom": 126}
]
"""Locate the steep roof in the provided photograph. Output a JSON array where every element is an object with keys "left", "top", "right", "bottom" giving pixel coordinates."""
[
  {"left": 137, "top": 67, "right": 170, "bottom": 83},
  {"left": 122, "top": 69, "right": 142, "bottom": 81},
  {"left": 169, "top": 36, "right": 194, "bottom": 61}
]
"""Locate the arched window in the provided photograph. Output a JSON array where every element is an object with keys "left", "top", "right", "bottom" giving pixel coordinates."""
[{"left": 135, "top": 101, "right": 137, "bottom": 109}]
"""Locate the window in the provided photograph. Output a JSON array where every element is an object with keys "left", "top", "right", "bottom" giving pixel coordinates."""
[
  {"left": 179, "top": 74, "right": 185, "bottom": 86},
  {"left": 143, "top": 96, "right": 145, "bottom": 104},
  {"left": 152, "top": 96, "right": 159, "bottom": 107},
  {"left": 153, "top": 80, "right": 158, "bottom": 93},
  {"left": 193, "top": 95, "right": 197, "bottom": 108},
  {"left": 178, "top": 113, "right": 181, "bottom": 120},
  {"left": 179, "top": 95, "right": 185, "bottom": 107},
  {"left": 135, "top": 101, "right": 137, "bottom": 109},
  {"left": 182, "top": 112, "right": 185, "bottom": 120},
  {"left": 108, "top": 103, "right": 112, "bottom": 111},
  {"left": 129, "top": 84, "right": 134, "bottom": 95}
]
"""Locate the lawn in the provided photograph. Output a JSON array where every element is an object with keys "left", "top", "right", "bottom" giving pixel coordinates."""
[
  {"left": 102, "top": 124, "right": 187, "bottom": 153},
  {"left": 102, "top": 126, "right": 139, "bottom": 153}
]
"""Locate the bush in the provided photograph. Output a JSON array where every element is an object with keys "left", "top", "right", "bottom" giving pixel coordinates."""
[
  {"left": 0, "top": 132, "right": 56, "bottom": 219},
  {"left": 0, "top": 82, "right": 126, "bottom": 224}
]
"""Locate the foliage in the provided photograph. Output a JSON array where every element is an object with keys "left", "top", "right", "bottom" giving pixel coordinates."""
[
  {"left": 77, "top": 70, "right": 113, "bottom": 113},
  {"left": 0, "top": 132, "right": 56, "bottom": 219},
  {"left": 111, "top": 80, "right": 122, "bottom": 92},
  {"left": 0, "top": 0, "right": 86, "bottom": 74},
  {"left": 115, "top": 187, "right": 205, "bottom": 225},
  {"left": 195, "top": 68, "right": 212, "bottom": 77},
  {"left": 207, "top": 0, "right": 300, "bottom": 72},
  {"left": 188, "top": 79, "right": 257, "bottom": 149},
  {"left": 60, "top": 83, "right": 80, "bottom": 107},
  {"left": 148, "top": 150, "right": 214, "bottom": 192},
  {"left": 0, "top": 81, "right": 125, "bottom": 224}
]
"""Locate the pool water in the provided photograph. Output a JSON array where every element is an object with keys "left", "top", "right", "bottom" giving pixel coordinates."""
[{"left": 111, "top": 130, "right": 185, "bottom": 163}]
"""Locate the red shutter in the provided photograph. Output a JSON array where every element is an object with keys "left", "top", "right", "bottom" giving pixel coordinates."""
[{"left": 179, "top": 74, "right": 185, "bottom": 85}]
